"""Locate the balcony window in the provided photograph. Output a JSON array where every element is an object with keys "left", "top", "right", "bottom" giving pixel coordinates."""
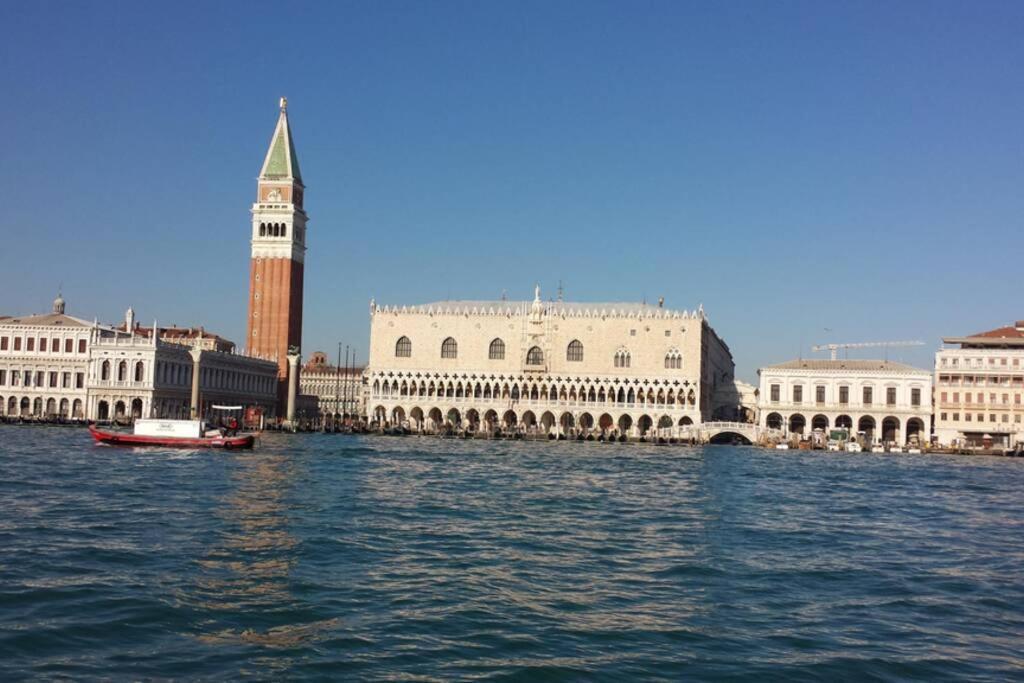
[{"left": 526, "top": 346, "right": 544, "bottom": 366}]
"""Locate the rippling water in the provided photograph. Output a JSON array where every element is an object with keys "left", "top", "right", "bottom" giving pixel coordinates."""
[{"left": 1, "top": 425, "right": 1023, "bottom": 680}]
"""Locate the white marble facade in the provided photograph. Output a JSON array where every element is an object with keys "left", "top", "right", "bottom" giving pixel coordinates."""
[
  {"left": 757, "top": 359, "right": 932, "bottom": 445},
  {"left": 366, "top": 287, "right": 735, "bottom": 437}
]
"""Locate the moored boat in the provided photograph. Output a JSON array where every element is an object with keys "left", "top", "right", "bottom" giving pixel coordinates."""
[{"left": 88, "top": 419, "right": 255, "bottom": 449}]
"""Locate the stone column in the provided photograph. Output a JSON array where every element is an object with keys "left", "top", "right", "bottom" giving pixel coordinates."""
[
  {"left": 189, "top": 347, "right": 202, "bottom": 420},
  {"left": 286, "top": 352, "right": 300, "bottom": 425}
]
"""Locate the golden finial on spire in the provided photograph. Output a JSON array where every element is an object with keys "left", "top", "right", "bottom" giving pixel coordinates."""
[{"left": 280, "top": 96, "right": 288, "bottom": 112}]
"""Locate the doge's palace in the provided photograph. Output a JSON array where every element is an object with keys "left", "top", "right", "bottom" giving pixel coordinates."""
[{"left": 366, "top": 287, "right": 735, "bottom": 437}]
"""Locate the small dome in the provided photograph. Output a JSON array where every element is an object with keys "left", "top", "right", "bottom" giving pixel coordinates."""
[{"left": 52, "top": 293, "right": 65, "bottom": 314}]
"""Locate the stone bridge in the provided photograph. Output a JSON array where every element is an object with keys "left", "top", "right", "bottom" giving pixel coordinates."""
[{"left": 678, "top": 421, "right": 783, "bottom": 445}]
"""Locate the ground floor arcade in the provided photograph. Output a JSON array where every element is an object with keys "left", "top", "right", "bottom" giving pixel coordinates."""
[
  {"left": 1, "top": 394, "right": 86, "bottom": 419},
  {"left": 760, "top": 410, "right": 930, "bottom": 445},
  {"left": 369, "top": 399, "right": 701, "bottom": 438}
]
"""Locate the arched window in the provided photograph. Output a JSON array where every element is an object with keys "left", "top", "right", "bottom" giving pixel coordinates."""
[
  {"left": 567, "top": 340, "right": 584, "bottom": 362},
  {"left": 526, "top": 346, "right": 544, "bottom": 365},
  {"left": 259, "top": 223, "right": 266, "bottom": 237},
  {"left": 441, "top": 337, "right": 458, "bottom": 359},
  {"left": 489, "top": 338, "right": 505, "bottom": 360},
  {"left": 134, "top": 361, "right": 144, "bottom": 382},
  {"left": 117, "top": 360, "right": 127, "bottom": 381},
  {"left": 664, "top": 349, "right": 681, "bottom": 369},
  {"left": 395, "top": 336, "right": 412, "bottom": 358},
  {"left": 614, "top": 349, "right": 631, "bottom": 368},
  {"left": 101, "top": 360, "right": 111, "bottom": 380},
  {"left": 280, "top": 224, "right": 287, "bottom": 238}
]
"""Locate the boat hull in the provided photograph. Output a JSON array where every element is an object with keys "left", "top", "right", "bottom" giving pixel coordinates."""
[{"left": 88, "top": 425, "right": 255, "bottom": 449}]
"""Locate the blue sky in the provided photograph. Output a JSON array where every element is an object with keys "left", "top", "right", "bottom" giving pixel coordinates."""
[{"left": 2, "top": 1, "right": 1022, "bottom": 381}]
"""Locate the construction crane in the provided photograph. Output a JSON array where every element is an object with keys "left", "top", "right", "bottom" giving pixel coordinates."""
[{"left": 811, "top": 340, "right": 925, "bottom": 361}]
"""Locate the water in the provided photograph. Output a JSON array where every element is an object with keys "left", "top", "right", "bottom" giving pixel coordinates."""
[{"left": 1, "top": 426, "right": 1022, "bottom": 681}]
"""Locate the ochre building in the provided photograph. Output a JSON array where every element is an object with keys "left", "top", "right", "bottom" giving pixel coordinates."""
[
  {"left": 934, "top": 320, "right": 1024, "bottom": 448},
  {"left": 366, "top": 287, "right": 735, "bottom": 437}
]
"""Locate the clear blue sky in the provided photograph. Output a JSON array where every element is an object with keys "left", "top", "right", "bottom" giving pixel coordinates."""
[{"left": 3, "top": 1, "right": 1022, "bottom": 381}]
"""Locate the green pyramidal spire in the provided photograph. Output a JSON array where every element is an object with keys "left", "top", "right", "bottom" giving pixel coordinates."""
[{"left": 259, "top": 97, "right": 303, "bottom": 184}]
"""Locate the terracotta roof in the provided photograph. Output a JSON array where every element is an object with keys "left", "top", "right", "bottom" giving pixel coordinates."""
[
  {"left": 967, "top": 324, "right": 1024, "bottom": 339},
  {"left": 302, "top": 363, "right": 366, "bottom": 375},
  {"left": 943, "top": 321, "right": 1024, "bottom": 346},
  {"left": 115, "top": 324, "right": 232, "bottom": 343},
  {"left": 762, "top": 359, "right": 929, "bottom": 374}
]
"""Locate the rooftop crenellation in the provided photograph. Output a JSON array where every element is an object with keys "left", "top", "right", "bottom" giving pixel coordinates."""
[{"left": 370, "top": 298, "right": 707, "bottom": 321}]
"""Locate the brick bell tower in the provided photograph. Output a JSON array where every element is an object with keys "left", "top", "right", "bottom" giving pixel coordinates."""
[{"left": 247, "top": 97, "right": 307, "bottom": 410}]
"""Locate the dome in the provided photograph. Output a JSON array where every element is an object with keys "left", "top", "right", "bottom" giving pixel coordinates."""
[{"left": 52, "top": 293, "right": 65, "bottom": 315}]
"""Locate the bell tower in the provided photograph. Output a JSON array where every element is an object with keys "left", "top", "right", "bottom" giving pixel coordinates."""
[{"left": 247, "top": 97, "right": 307, "bottom": 405}]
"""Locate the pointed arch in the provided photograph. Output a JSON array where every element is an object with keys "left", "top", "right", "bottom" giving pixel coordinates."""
[
  {"left": 489, "top": 338, "right": 506, "bottom": 360},
  {"left": 395, "top": 336, "right": 412, "bottom": 357},
  {"left": 567, "top": 339, "right": 584, "bottom": 362}
]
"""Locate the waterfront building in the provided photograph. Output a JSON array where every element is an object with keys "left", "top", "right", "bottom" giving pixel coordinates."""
[
  {"left": 246, "top": 97, "right": 307, "bottom": 401},
  {"left": 87, "top": 311, "right": 278, "bottom": 420},
  {"left": 365, "top": 287, "right": 735, "bottom": 437},
  {"left": 757, "top": 359, "right": 932, "bottom": 445},
  {"left": 298, "top": 351, "right": 366, "bottom": 421},
  {"left": 0, "top": 295, "right": 96, "bottom": 419},
  {"left": 934, "top": 320, "right": 1024, "bottom": 448}
]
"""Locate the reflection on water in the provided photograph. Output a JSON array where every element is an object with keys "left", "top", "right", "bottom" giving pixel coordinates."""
[
  {"left": 1, "top": 427, "right": 1023, "bottom": 680},
  {"left": 190, "top": 453, "right": 336, "bottom": 650}
]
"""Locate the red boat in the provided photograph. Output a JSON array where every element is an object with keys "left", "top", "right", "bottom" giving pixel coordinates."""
[{"left": 88, "top": 422, "right": 255, "bottom": 449}]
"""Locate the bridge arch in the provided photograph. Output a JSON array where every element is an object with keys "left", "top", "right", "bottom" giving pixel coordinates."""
[{"left": 709, "top": 431, "right": 753, "bottom": 445}]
